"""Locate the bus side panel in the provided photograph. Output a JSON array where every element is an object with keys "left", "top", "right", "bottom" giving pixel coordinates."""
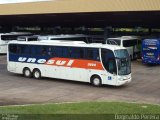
[
  {"left": 7, "top": 61, "right": 17, "bottom": 73},
  {"left": 43, "top": 65, "right": 90, "bottom": 82},
  {"left": 101, "top": 72, "right": 118, "bottom": 86},
  {"left": 48, "top": 67, "right": 89, "bottom": 82}
]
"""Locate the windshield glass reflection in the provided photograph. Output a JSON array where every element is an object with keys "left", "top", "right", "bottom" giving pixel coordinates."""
[
  {"left": 114, "top": 49, "right": 131, "bottom": 75},
  {"left": 101, "top": 49, "right": 117, "bottom": 74}
]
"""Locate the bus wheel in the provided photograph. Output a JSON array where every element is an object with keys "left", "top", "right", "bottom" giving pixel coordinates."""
[
  {"left": 91, "top": 76, "right": 102, "bottom": 87},
  {"left": 23, "top": 68, "right": 32, "bottom": 78},
  {"left": 33, "top": 69, "right": 41, "bottom": 79}
]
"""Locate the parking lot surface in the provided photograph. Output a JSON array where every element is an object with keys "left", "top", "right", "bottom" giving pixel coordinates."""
[{"left": 0, "top": 55, "right": 160, "bottom": 105}]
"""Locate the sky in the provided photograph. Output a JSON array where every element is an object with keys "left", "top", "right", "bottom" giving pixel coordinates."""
[{"left": 0, "top": 0, "right": 51, "bottom": 4}]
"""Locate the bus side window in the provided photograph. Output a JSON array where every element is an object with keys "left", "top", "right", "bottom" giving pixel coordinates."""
[
  {"left": 70, "top": 47, "right": 84, "bottom": 59},
  {"left": 48, "top": 47, "right": 54, "bottom": 56},
  {"left": 62, "top": 47, "right": 70, "bottom": 58},
  {"left": 9, "top": 44, "right": 27, "bottom": 55},
  {"left": 28, "top": 45, "right": 38, "bottom": 56},
  {"left": 41, "top": 47, "right": 47, "bottom": 56},
  {"left": 54, "top": 47, "right": 63, "bottom": 57},
  {"left": 9, "top": 44, "right": 17, "bottom": 54},
  {"left": 86, "top": 48, "right": 99, "bottom": 61},
  {"left": 17, "top": 45, "right": 22, "bottom": 54},
  {"left": 17, "top": 45, "right": 27, "bottom": 55},
  {"left": 79, "top": 48, "right": 85, "bottom": 58}
]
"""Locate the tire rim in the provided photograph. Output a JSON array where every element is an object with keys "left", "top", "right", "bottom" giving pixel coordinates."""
[
  {"left": 93, "top": 78, "right": 100, "bottom": 86},
  {"left": 34, "top": 71, "right": 40, "bottom": 78},
  {"left": 25, "top": 70, "right": 30, "bottom": 77}
]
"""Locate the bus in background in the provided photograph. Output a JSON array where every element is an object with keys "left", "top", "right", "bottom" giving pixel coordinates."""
[
  {"left": 7, "top": 40, "right": 131, "bottom": 86},
  {"left": 37, "top": 34, "right": 93, "bottom": 43},
  {"left": 17, "top": 36, "right": 38, "bottom": 41},
  {"left": 0, "top": 32, "right": 31, "bottom": 54},
  {"left": 38, "top": 34, "right": 105, "bottom": 43},
  {"left": 142, "top": 38, "right": 160, "bottom": 64},
  {"left": 106, "top": 36, "right": 141, "bottom": 60}
]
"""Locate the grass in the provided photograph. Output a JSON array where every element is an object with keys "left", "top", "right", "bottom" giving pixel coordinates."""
[{"left": 0, "top": 102, "right": 159, "bottom": 120}]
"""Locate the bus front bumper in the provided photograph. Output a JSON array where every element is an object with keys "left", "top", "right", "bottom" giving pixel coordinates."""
[{"left": 117, "top": 76, "right": 132, "bottom": 86}]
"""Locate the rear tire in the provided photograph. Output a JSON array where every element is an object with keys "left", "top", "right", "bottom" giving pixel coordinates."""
[
  {"left": 91, "top": 76, "right": 102, "bottom": 87},
  {"left": 23, "top": 68, "right": 32, "bottom": 78},
  {"left": 33, "top": 69, "right": 41, "bottom": 79}
]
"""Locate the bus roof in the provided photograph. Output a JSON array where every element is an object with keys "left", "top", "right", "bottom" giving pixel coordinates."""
[
  {"left": 17, "top": 35, "right": 38, "bottom": 39},
  {"left": 0, "top": 32, "right": 31, "bottom": 36},
  {"left": 38, "top": 34, "right": 89, "bottom": 40},
  {"left": 9, "top": 40, "right": 125, "bottom": 51},
  {"left": 107, "top": 36, "right": 140, "bottom": 40}
]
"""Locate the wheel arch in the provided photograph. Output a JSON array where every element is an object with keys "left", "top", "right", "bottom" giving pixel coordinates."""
[
  {"left": 23, "top": 67, "right": 30, "bottom": 73},
  {"left": 33, "top": 68, "right": 40, "bottom": 72}
]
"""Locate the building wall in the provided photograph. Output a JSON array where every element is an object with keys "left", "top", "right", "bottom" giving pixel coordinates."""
[{"left": 0, "top": 0, "right": 160, "bottom": 15}]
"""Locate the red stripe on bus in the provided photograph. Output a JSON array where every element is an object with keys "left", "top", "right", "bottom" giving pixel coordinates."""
[{"left": 45, "top": 58, "right": 104, "bottom": 70}]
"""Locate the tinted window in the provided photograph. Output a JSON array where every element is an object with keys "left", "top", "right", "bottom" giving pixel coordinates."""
[
  {"left": 54, "top": 47, "right": 70, "bottom": 58},
  {"left": 1, "top": 35, "right": 18, "bottom": 41},
  {"left": 9, "top": 44, "right": 17, "bottom": 54},
  {"left": 17, "top": 45, "right": 26, "bottom": 54},
  {"left": 9, "top": 44, "right": 28, "bottom": 55},
  {"left": 86, "top": 48, "right": 99, "bottom": 61},
  {"left": 47, "top": 47, "right": 55, "bottom": 56},
  {"left": 101, "top": 48, "right": 117, "bottom": 74},
  {"left": 54, "top": 47, "right": 62, "bottom": 57},
  {"left": 28, "top": 37, "right": 38, "bottom": 41},
  {"left": 123, "top": 39, "right": 137, "bottom": 47},
  {"left": 28, "top": 45, "right": 38, "bottom": 55},
  {"left": 62, "top": 47, "right": 70, "bottom": 58},
  {"left": 70, "top": 47, "right": 84, "bottom": 59}
]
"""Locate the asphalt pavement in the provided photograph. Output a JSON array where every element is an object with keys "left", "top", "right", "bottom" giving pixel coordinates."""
[{"left": 0, "top": 55, "right": 160, "bottom": 105}]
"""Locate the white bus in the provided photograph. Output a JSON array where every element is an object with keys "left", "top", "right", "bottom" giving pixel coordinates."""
[
  {"left": 106, "top": 36, "right": 141, "bottom": 59},
  {"left": 7, "top": 40, "right": 131, "bottom": 86},
  {"left": 38, "top": 34, "right": 105, "bottom": 43},
  {"left": 17, "top": 36, "right": 38, "bottom": 41},
  {"left": 38, "top": 34, "right": 93, "bottom": 43},
  {"left": 0, "top": 32, "right": 31, "bottom": 54}
]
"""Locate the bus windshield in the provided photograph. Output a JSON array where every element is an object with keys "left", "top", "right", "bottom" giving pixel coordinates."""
[{"left": 114, "top": 49, "right": 131, "bottom": 75}]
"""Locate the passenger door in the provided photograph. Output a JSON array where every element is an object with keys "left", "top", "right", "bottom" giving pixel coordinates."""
[{"left": 101, "top": 49, "right": 117, "bottom": 84}]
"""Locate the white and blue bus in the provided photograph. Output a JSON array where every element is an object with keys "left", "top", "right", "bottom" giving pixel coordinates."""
[
  {"left": 7, "top": 40, "right": 131, "bottom": 86},
  {"left": 142, "top": 38, "right": 160, "bottom": 64}
]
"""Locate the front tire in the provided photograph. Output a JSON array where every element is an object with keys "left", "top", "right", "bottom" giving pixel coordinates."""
[
  {"left": 23, "top": 68, "right": 32, "bottom": 78},
  {"left": 91, "top": 76, "right": 102, "bottom": 87},
  {"left": 33, "top": 69, "right": 41, "bottom": 79}
]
